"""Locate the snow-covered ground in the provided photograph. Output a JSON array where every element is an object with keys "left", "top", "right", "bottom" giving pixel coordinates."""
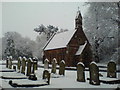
[{"left": 0, "top": 60, "right": 120, "bottom": 89}]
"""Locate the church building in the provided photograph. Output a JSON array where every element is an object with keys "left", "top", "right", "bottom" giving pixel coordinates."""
[{"left": 43, "top": 10, "right": 93, "bottom": 67}]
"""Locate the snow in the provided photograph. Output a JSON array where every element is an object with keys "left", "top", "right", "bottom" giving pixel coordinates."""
[
  {"left": 77, "top": 62, "right": 85, "bottom": 66},
  {"left": 75, "top": 41, "right": 87, "bottom": 55},
  {"left": 0, "top": 61, "right": 120, "bottom": 89},
  {"left": 45, "top": 58, "right": 49, "bottom": 62},
  {"left": 44, "top": 30, "right": 76, "bottom": 50},
  {"left": 61, "top": 60, "right": 65, "bottom": 64},
  {"left": 90, "top": 61, "right": 97, "bottom": 65},
  {"left": 23, "top": 57, "right": 27, "bottom": 60}
]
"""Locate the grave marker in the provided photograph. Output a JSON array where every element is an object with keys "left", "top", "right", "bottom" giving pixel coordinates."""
[
  {"left": 21, "top": 57, "right": 26, "bottom": 74},
  {"left": 59, "top": 60, "right": 65, "bottom": 76},
  {"left": 51, "top": 58, "right": 57, "bottom": 74},
  {"left": 43, "top": 70, "right": 51, "bottom": 85},
  {"left": 89, "top": 62, "right": 100, "bottom": 85},
  {"left": 26, "top": 58, "right": 32, "bottom": 76},
  {"left": 44, "top": 59, "right": 49, "bottom": 70},
  {"left": 77, "top": 62, "right": 85, "bottom": 82},
  {"left": 107, "top": 61, "right": 116, "bottom": 78},
  {"left": 17, "top": 57, "right": 22, "bottom": 71}
]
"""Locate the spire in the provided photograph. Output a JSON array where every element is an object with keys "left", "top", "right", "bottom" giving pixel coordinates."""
[
  {"left": 76, "top": 7, "right": 82, "bottom": 20},
  {"left": 75, "top": 7, "right": 82, "bottom": 29}
]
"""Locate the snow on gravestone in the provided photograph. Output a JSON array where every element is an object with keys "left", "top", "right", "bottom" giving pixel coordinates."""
[
  {"left": 26, "top": 58, "right": 33, "bottom": 76},
  {"left": 51, "top": 58, "right": 57, "bottom": 74},
  {"left": 33, "top": 58, "right": 38, "bottom": 70},
  {"left": 8, "top": 56, "right": 13, "bottom": 69},
  {"left": 89, "top": 62, "right": 100, "bottom": 85},
  {"left": 44, "top": 59, "right": 49, "bottom": 70},
  {"left": 21, "top": 57, "right": 27, "bottom": 74},
  {"left": 59, "top": 60, "right": 65, "bottom": 76},
  {"left": 77, "top": 62, "right": 85, "bottom": 82},
  {"left": 17, "top": 57, "right": 22, "bottom": 71},
  {"left": 107, "top": 60, "right": 116, "bottom": 78}
]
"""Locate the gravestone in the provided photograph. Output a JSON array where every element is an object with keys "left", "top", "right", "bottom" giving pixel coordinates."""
[
  {"left": 59, "top": 60, "right": 65, "bottom": 76},
  {"left": 51, "top": 58, "right": 57, "bottom": 74},
  {"left": 32, "top": 58, "right": 38, "bottom": 74},
  {"left": 21, "top": 57, "right": 27, "bottom": 74},
  {"left": 42, "top": 70, "right": 51, "bottom": 85},
  {"left": 13, "top": 65, "right": 16, "bottom": 71},
  {"left": 6, "top": 57, "right": 9, "bottom": 68},
  {"left": 8, "top": 56, "right": 13, "bottom": 69},
  {"left": 89, "top": 62, "right": 100, "bottom": 85},
  {"left": 77, "top": 62, "right": 85, "bottom": 82},
  {"left": 107, "top": 61, "right": 116, "bottom": 78},
  {"left": 44, "top": 59, "right": 49, "bottom": 70},
  {"left": 26, "top": 58, "right": 32, "bottom": 76},
  {"left": 17, "top": 57, "right": 22, "bottom": 71}
]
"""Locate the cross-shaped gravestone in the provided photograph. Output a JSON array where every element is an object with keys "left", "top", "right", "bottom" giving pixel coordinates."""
[
  {"left": 44, "top": 59, "right": 49, "bottom": 70},
  {"left": 8, "top": 56, "right": 13, "bottom": 69},
  {"left": 59, "top": 60, "right": 65, "bottom": 76},
  {"left": 26, "top": 58, "right": 32, "bottom": 76},
  {"left": 89, "top": 62, "right": 100, "bottom": 85},
  {"left": 107, "top": 60, "right": 116, "bottom": 78},
  {"left": 51, "top": 58, "right": 57, "bottom": 74},
  {"left": 21, "top": 57, "right": 26, "bottom": 74},
  {"left": 42, "top": 70, "right": 51, "bottom": 85},
  {"left": 17, "top": 57, "right": 22, "bottom": 71},
  {"left": 77, "top": 62, "right": 85, "bottom": 82}
]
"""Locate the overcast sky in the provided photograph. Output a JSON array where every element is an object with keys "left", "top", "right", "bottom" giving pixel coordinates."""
[{"left": 2, "top": 2, "right": 88, "bottom": 40}]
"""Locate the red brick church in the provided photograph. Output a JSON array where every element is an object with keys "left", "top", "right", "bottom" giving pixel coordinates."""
[{"left": 43, "top": 10, "right": 93, "bottom": 67}]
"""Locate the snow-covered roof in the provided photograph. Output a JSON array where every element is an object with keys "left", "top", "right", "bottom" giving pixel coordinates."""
[
  {"left": 75, "top": 41, "right": 87, "bottom": 55},
  {"left": 44, "top": 30, "right": 76, "bottom": 50}
]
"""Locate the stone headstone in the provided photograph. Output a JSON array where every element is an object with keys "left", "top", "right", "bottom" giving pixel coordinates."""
[
  {"left": 32, "top": 58, "right": 38, "bottom": 74},
  {"left": 59, "top": 60, "right": 65, "bottom": 76},
  {"left": 51, "top": 58, "right": 57, "bottom": 74},
  {"left": 8, "top": 56, "right": 13, "bottom": 69},
  {"left": 44, "top": 59, "right": 49, "bottom": 70},
  {"left": 6, "top": 57, "right": 9, "bottom": 68},
  {"left": 42, "top": 70, "right": 51, "bottom": 85},
  {"left": 13, "top": 65, "right": 16, "bottom": 71},
  {"left": 17, "top": 57, "right": 22, "bottom": 71},
  {"left": 21, "top": 57, "right": 26, "bottom": 74},
  {"left": 77, "top": 62, "right": 85, "bottom": 82},
  {"left": 107, "top": 61, "right": 116, "bottom": 78},
  {"left": 26, "top": 58, "right": 32, "bottom": 76},
  {"left": 89, "top": 62, "right": 100, "bottom": 85}
]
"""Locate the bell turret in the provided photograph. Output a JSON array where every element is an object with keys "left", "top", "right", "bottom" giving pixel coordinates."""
[{"left": 75, "top": 7, "right": 82, "bottom": 29}]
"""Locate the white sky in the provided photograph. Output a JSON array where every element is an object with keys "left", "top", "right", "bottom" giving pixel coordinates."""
[{"left": 2, "top": 2, "right": 88, "bottom": 40}]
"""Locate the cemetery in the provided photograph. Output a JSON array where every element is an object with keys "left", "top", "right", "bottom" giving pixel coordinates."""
[
  {"left": 0, "top": 56, "right": 120, "bottom": 89},
  {"left": 1, "top": 2, "right": 120, "bottom": 90}
]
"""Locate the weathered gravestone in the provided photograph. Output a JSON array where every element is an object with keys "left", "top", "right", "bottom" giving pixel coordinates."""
[
  {"left": 13, "top": 65, "right": 16, "bottom": 71},
  {"left": 26, "top": 58, "right": 32, "bottom": 76},
  {"left": 32, "top": 58, "right": 38, "bottom": 74},
  {"left": 43, "top": 70, "right": 51, "bottom": 85},
  {"left": 107, "top": 61, "right": 116, "bottom": 78},
  {"left": 17, "top": 57, "right": 22, "bottom": 71},
  {"left": 44, "top": 59, "right": 49, "bottom": 70},
  {"left": 6, "top": 57, "right": 9, "bottom": 68},
  {"left": 89, "top": 62, "right": 100, "bottom": 85},
  {"left": 77, "top": 62, "right": 85, "bottom": 82},
  {"left": 8, "top": 56, "right": 13, "bottom": 69},
  {"left": 59, "top": 60, "right": 65, "bottom": 76},
  {"left": 21, "top": 57, "right": 27, "bottom": 74},
  {"left": 51, "top": 58, "right": 57, "bottom": 74}
]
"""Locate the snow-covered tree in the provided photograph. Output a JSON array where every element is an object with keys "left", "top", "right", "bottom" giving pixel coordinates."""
[
  {"left": 34, "top": 24, "right": 58, "bottom": 40},
  {"left": 2, "top": 32, "right": 36, "bottom": 59},
  {"left": 83, "top": 2, "right": 119, "bottom": 63}
]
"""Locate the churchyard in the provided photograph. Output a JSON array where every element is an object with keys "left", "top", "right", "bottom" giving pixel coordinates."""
[{"left": 0, "top": 56, "right": 120, "bottom": 89}]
